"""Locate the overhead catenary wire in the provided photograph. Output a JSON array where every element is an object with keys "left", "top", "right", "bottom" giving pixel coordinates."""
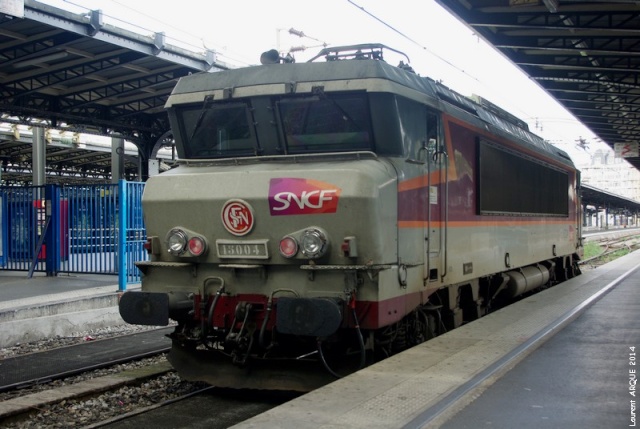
[
  {"left": 346, "top": 0, "right": 480, "bottom": 84},
  {"left": 344, "top": 0, "right": 601, "bottom": 152}
]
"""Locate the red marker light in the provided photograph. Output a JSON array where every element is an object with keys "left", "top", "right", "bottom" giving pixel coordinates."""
[
  {"left": 279, "top": 236, "right": 298, "bottom": 258},
  {"left": 188, "top": 237, "right": 206, "bottom": 256}
]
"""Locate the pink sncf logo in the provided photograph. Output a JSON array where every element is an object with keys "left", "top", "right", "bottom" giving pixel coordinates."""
[{"left": 269, "top": 178, "right": 341, "bottom": 216}]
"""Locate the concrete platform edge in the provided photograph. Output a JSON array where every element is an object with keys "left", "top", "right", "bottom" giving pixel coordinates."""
[
  {"left": 0, "top": 284, "right": 140, "bottom": 348},
  {"left": 231, "top": 252, "right": 640, "bottom": 429}
]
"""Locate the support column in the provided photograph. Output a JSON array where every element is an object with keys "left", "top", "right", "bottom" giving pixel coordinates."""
[
  {"left": 32, "top": 127, "right": 46, "bottom": 186},
  {"left": 118, "top": 179, "right": 127, "bottom": 292},
  {"left": 111, "top": 135, "right": 124, "bottom": 184},
  {"left": 137, "top": 150, "right": 143, "bottom": 181},
  {"left": 44, "top": 185, "right": 60, "bottom": 277}
]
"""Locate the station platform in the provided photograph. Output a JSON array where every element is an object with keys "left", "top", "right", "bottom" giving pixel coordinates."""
[
  {"left": 232, "top": 252, "right": 640, "bottom": 429},
  {"left": 439, "top": 261, "right": 638, "bottom": 428},
  {"left": 0, "top": 272, "right": 129, "bottom": 347},
  {"left": 1, "top": 248, "right": 638, "bottom": 428}
]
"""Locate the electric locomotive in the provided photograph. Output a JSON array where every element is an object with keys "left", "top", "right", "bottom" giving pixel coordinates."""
[{"left": 119, "top": 44, "right": 582, "bottom": 391}]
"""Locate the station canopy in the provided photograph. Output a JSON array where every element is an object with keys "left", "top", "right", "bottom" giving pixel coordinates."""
[
  {"left": 0, "top": 0, "right": 227, "bottom": 184},
  {"left": 436, "top": 0, "right": 640, "bottom": 171},
  {"left": 1, "top": 0, "right": 639, "bottom": 188}
]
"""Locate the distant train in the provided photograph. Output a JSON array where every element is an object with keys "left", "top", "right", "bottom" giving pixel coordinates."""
[{"left": 119, "top": 44, "right": 582, "bottom": 391}]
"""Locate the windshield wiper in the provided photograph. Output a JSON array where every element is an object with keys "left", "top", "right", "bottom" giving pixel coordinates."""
[
  {"left": 188, "top": 95, "right": 215, "bottom": 143},
  {"left": 312, "top": 87, "right": 362, "bottom": 132}
]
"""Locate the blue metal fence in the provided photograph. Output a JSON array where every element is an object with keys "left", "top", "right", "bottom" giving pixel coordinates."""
[
  {"left": 118, "top": 180, "right": 147, "bottom": 290},
  {"left": 0, "top": 181, "right": 147, "bottom": 289},
  {"left": 0, "top": 186, "right": 47, "bottom": 273},
  {"left": 60, "top": 184, "right": 119, "bottom": 274}
]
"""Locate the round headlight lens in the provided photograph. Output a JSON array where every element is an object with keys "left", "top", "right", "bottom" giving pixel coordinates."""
[
  {"left": 166, "top": 229, "right": 188, "bottom": 255},
  {"left": 301, "top": 228, "right": 328, "bottom": 259}
]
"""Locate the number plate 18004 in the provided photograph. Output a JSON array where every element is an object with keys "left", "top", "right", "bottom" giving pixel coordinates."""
[{"left": 216, "top": 239, "right": 269, "bottom": 259}]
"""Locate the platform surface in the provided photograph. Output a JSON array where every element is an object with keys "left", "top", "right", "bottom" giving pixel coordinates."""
[
  {"left": 0, "top": 271, "right": 118, "bottom": 303},
  {"left": 439, "top": 259, "right": 639, "bottom": 429},
  {"left": 232, "top": 252, "right": 640, "bottom": 429}
]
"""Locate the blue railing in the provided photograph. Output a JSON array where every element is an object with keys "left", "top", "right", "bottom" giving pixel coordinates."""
[
  {"left": 118, "top": 180, "right": 147, "bottom": 290},
  {"left": 0, "top": 186, "right": 46, "bottom": 272},
  {"left": 0, "top": 180, "right": 147, "bottom": 288},
  {"left": 60, "top": 184, "right": 119, "bottom": 274}
]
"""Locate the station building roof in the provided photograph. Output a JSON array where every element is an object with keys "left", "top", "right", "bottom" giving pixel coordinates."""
[{"left": 582, "top": 183, "right": 640, "bottom": 214}]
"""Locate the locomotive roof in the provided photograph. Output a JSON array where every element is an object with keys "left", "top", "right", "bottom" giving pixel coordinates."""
[
  {"left": 168, "top": 57, "right": 574, "bottom": 168},
  {"left": 171, "top": 59, "right": 438, "bottom": 99}
]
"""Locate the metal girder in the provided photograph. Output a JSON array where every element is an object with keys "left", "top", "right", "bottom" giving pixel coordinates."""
[
  {"left": 436, "top": 0, "right": 640, "bottom": 171},
  {"left": 0, "top": 0, "right": 232, "bottom": 185},
  {"left": 0, "top": 130, "right": 141, "bottom": 185},
  {"left": 0, "top": 0, "right": 228, "bottom": 185}
]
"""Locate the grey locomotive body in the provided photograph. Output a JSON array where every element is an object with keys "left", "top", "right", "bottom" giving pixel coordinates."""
[{"left": 119, "top": 45, "right": 582, "bottom": 390}]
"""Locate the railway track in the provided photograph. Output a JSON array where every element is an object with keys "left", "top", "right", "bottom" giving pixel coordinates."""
[
  {"left": 0, "top": 327, "right": 172, "bottom": 426},
  {"left": 579, "top": 233, "right": 640, "bottom": 268},
  {"left": 0, "top": 361, "right": 205, "bottom": 428},
  {"left": 1, "top": 358, "right": 294, "bottom": 428},
  {"left": 0, "top": 327, "right": 297, "bottom": 429},
  {"left": 94, "top": 387, "right": 296, "bottom": 429},
  {"left": 0, "top": 327, "right": 172, "bottom": 392}
]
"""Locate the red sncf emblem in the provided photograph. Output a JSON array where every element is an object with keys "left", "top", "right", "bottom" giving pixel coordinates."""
[{"left": 221, "top": 199, "right": 254, "bottom": 236}]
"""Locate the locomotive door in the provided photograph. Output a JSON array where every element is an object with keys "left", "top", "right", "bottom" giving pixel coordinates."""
[{"left": 424, "top": 111, "right": 445, "bottom": 283}]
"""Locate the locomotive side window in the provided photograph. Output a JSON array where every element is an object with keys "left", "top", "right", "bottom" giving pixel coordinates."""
[
  {"left": 277, "top": 93, "right": 373, "bottom": 154},
  {"left": 395, "top": 97, "right": 426, "bottom": 160},
  {"left": 426, "top": 110, "right": 440, "bottom": 164},
  {"left": 177, "top": 102, "right": 260, "bottom": 159},
  {"left": 478, "top": 140, "right": 569, "bottom": 216},
  {"left": 394, "top": 96, "right": 441, "bottom": 162}
]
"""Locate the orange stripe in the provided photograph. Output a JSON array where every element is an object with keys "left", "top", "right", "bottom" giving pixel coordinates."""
[
  {"left": 398, "top": 171, "right": 443, "bottom": 192},
  {"left": 399, "top": 219, "right": 576, "bottom": 228}
]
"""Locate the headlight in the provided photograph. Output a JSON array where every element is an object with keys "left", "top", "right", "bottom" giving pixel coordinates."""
[
  {"left": 166, "top": 229, "right": 188, "bottom": 255},
  {"left": 301, "top": 228, "right": 328, "bottom": 259}
]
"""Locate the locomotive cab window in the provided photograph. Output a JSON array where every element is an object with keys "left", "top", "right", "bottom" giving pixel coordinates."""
[
  {"left": 277, "top": 93, "right": 373, "bottom": 154},
  {"left": 176, "top": 102, "right": 260, "bottom": 159}
]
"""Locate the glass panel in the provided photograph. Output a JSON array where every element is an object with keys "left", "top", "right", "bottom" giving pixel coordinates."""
[
  {"left": 278, "top": 94, "right": 373, "bottom": 154},
  {"left": 478, "top": 141, "right": 569, "bottom": 217},
  {"left": 179, "top": 103, "right": 258, "bottom": 159}
]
